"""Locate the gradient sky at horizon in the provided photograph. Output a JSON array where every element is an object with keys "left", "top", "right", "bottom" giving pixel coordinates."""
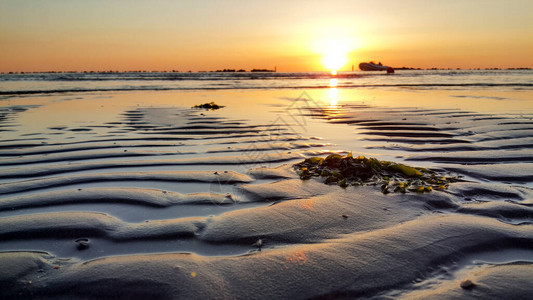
[{"left": 1, "top": 0, "right": 532, "bottom": 72}]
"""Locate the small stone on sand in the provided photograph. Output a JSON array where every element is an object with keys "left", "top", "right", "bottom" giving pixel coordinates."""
[
  {"left": 254, "top": 239, "right": 263, "bottom": 250},
  {"left": 75, "top": 238, "right": 90, "bottom": 250},
  {"left": 460, "top": 279, "right": 475, "bottom": 289}
]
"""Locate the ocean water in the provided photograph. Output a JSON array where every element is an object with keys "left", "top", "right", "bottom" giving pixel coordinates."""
[{"left": 1, "top": 69, "right": 532, "bottom": 94}]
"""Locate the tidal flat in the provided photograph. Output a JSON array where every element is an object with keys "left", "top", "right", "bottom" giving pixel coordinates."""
[{"left": 1, "top": 86, "right": 532, "bottom": 299}]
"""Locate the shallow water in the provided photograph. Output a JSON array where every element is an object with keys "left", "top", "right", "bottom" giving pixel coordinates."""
[{"left": 1, "top": 69, "right": 532, "bottom": 94}]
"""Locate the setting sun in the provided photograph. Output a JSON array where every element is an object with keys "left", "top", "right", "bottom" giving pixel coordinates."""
[
  {"left": 322, "top": 49, "right": 348, "bottom": 74},
  {"left": 313, "top": 36, "right": 355, "bottom": 74}
]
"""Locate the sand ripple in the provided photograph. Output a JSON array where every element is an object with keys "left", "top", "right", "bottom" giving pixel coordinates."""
[
  {"left": 1, "top": 102, "right": 532, "bottom": 299},
  {"left": 309, "top": 105, "right": 533, "bottom": 186}
]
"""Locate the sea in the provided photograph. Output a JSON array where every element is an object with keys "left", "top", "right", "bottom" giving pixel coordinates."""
[{"left": 1, "top": 69, "right": 532, "bottom": 95}]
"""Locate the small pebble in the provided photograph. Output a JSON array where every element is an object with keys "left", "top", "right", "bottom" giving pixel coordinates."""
[
  {"left": 75, "top": 238, "right": 90, "bottom": 250},
  {"left": 214, "top": 171, "right": 219, "bottom": 175},
  {"left": 254, "top": 239, "right": 263, "bottom": 250},
  {"left": 342, "top": 214, "right": 348, "bottom": 219},
  {"left": 460, "top": 279, "right": 475, "bottom": 289},
  {"left": 224, "top": 170, "right": 228, "bottom": 173}
]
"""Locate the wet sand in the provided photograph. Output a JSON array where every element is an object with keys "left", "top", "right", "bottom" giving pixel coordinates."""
[{"left": 1, "top": 89, "right": 532, "bottom": 299}]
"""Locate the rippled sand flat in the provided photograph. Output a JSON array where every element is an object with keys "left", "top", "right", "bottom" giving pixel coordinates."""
[{"left": 1, "top": 89, "right": 532, "bottom": 299}]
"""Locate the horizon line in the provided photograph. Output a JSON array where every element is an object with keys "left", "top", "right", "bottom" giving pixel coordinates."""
[{"left": 2, "top": 67, "right": 532, "bottom": 74}]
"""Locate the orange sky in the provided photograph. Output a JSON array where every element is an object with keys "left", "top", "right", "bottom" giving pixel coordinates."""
[{"left": 1, "top": 0, "right": 532, "bottom": 72}]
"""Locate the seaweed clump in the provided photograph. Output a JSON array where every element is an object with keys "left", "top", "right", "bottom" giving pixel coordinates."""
[
  {"left": 193, "top": 102, "right": 223, "bottom": 110},
  {"left": 294, "top": 153, "right": 456, "bottom": 194}
]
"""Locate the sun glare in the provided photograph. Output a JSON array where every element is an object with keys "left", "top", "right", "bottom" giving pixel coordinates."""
[
  {"left": 322, "top": 50, "right": 348, "bottom": 74},
  {"left": 314, "top": 36, "right": 355, "bottom": 74}
]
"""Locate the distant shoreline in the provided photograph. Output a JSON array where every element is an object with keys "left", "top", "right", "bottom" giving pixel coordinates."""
[{"left": 1, "top": 68, "right": 532, "bottom": 75}]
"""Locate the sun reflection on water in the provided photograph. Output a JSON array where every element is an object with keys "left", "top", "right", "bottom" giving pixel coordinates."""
[
  {"left": 329, "top": 78, "right": 338, "bottom": 107},
  {"left": 329, "top": 89, "right": 338, "bottom": 106}
]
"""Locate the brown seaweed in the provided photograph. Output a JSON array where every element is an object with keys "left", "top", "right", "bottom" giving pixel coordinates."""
[
  {"left": 192, "top": 102, "right": 223, "bottom": 110},
  {"left": 294, "top": 152, "right": 456, "bottom": 193}
]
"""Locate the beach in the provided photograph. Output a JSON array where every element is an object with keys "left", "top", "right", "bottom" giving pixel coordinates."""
[{"left": 1, "top": 70, "right": 533, "bottom": 299}]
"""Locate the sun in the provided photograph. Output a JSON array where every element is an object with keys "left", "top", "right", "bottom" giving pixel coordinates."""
[
  {"left": 310, "top": 32, "right": 359, "bottom": 74},
  {"left": 322, "top": 49, "right": 348, "bottom": 75},
  {"left": 313, "top": 36, "right": 355, "bottom": 75}
]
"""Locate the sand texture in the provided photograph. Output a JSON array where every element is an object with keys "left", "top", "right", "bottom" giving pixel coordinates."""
[{"left": 1, "top": 90, "right": 532, "bottom": 299}]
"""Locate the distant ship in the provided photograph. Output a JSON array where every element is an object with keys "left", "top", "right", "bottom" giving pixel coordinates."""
[{"left": 359, "top": 62, "right": 393, "bottom": 72}]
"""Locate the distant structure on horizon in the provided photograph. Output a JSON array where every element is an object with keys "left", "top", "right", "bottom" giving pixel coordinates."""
[
  {"left": 211, "top": 66, "right": 277, "bottom": 73},
  {"left": 251, "top": 66, "right": 276, "bottom": 72},
  {"left": 359, "top": 61, "right": 391, "bottom": 71},
  {"left": 359, "top": 61, "right": 395, "bottom": 73}
]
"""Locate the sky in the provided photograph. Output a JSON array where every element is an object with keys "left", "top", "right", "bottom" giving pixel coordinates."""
[{"left": 1, "top": 0, "right": 532, "bottom": 72}]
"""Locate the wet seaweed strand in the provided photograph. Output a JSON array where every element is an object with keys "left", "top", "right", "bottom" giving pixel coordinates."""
[
  {"left": 192, "top": 102, "right": 222, "bottom": 110},
  {"left": 294, "top": 153, "right": 457, "bottom": 194}
]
